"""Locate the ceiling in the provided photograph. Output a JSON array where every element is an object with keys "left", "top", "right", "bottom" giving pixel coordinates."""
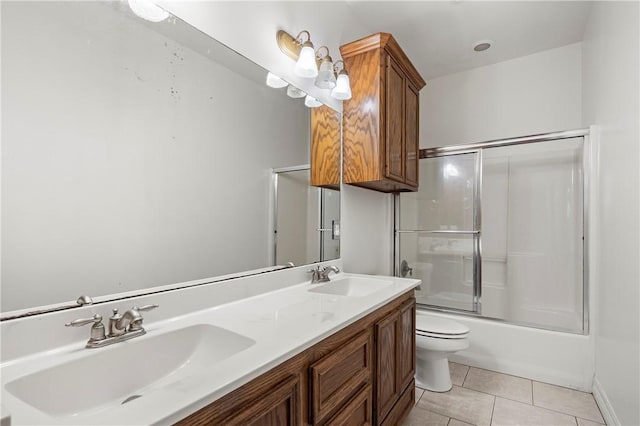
[{"left": 345, "top": 1, "right": 593, "bottom": 79}]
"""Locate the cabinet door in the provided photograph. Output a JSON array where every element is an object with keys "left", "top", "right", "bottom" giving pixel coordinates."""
[
  {"left": 311, "top": 104, "right": 341, "bottom": 189},
  {"left": 385, "top": 56, "right": 405, "bottom": 183},
  {"left": 375, "top": 310, "right": 400, "bottom": 423},
  {"left": 404, "top": 83, "right": 419, "bottom": 188},
  {"left": 224, "top": 375, "right": 300, "bottom": 426},
  {"left": 397, "top": 299, "right": 416, "bottom": 392}
]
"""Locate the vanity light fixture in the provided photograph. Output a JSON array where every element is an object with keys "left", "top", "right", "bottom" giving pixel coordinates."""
[
  {"left": 286, "top": 85, "right": 306, "bottom": 98},
  {"left": 304, "top": 95, "right": 323, "bottom": 108},
  {"left": 127, "top": 0, "right": 169, "bottom": 22},
  {"left": 276, "top": 30, "right": 352, "bottom": 101},
  {"left": 331, "top": 60, "right": 352, "bottom": 100},
  {"left": 314, "top": 46, "right": 336, "bottom": 89},
  {"left": 266, "top": 72, "right": 288, "bottom": 88},
  {"left": 276, "top": 30, "right": 318, "bottom": 78}
]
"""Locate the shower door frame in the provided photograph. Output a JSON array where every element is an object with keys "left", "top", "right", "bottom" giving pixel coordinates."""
[
  {"left": 395, "top": 149, "right": 483, "bottom": 313},
  {"left": 394, "top": 128, "right": 591, "bottom": 335}
]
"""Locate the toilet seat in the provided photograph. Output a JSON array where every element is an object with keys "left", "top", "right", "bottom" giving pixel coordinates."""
[{"left": 416, "top": 315, "right": 470, "bottom": 339}]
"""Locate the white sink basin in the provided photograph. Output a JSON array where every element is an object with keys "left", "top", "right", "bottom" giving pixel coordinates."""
[
  {"left": 309, "top": 276, "right": 394, "bottom": 297},
  {"left": 5, "top": 324, "right": 254, "bottom": 417}
]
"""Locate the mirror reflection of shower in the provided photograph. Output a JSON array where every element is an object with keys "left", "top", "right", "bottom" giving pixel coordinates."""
[{"left": 273, "top": 166, "right": 340, "bottom": 267}]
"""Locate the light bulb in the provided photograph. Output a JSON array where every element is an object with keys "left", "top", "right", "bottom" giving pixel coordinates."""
[
  {"left": 266, "top": 72, "right": 288, "bottom": 88},
  {"left": 304, "top": 95, "right": 322, "bottom": 108},
  {"left": 286, "top": 85, "right": 306, "bottom": 99},
  {"left": 315, "top": 58, "right": 336, "bottom": 89},
  {"left": 127, "top": 0, "right": 169, "bottom": 22},
  {"left": 331, "top": 71, "right": 352, "bottom": 100},
  {"left": 294, "top": 43, "right": 318, "bottom": 78}
]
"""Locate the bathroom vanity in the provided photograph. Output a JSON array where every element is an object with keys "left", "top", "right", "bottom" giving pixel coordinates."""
[
  {"left": 0, "top": 268, "right": 420, "bottom": 425},
  {"left": 175, "top": 288, "right": 415, "bottom": 426}
]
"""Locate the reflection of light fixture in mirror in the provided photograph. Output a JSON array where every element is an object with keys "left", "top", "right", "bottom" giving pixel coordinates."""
[
  {"left": 276, "top": 30, "right": 318, "bottom": 78},
  {"left": 127, "top": 0, "right": 169, "bottom": 22},
  {"left": 286, "top": 85, "right": 306, "bottom": 98},
  {"left": 314, "top": 46, "right": 336, "bottom": 89},
  {"left": 304, "top": 95, "right": 322, "bottom": 108},
  {"left": 331, "top": 60, "right": 352, "bottom": 100},
  {"left": 266, "top": 72, "right": 288, "bottom": 88}
]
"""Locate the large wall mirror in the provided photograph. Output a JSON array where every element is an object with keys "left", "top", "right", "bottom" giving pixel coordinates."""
[{"left": 1, "top": 1, "right": 340, "bottom": 316}]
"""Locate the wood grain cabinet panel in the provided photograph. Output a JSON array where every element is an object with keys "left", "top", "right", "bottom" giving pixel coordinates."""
[
  {"left": 225, "top": 375, "right": 300, "bottom": 426},
  {"left": 375, "top": 311, "right": 400, "bottom": 422},
  {"left": 374, "top": 298, "right": 417, "bottom": 426},
  {"left": 340, "top": 33, "right": 426, "bottom": 193},
  {"left": 325, "top": 384, "right": 373, "bottom": 426},
  {"left": 310, "top": 330, "right": 372, "bottom": 425},
  {"left": 311, "top": 105, "right": 341, "bottom": 189}
]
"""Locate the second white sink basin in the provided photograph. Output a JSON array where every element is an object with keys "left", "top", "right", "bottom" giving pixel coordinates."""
[
  {"left": 309, "top": 276, "right": 394, "bottom": 297},
  {"left": 5, "top": 324, "right": 254, "bottom": 417}
]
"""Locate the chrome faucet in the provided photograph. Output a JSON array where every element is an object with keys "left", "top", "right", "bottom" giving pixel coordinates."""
[
  {"left": 308, "top": 265, "right": 340, "bottom": 283},
  {"left": 66, "top": 304, "right": 159, "bottom": 349}
]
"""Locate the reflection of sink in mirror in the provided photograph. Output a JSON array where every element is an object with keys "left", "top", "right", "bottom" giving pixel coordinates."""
[
  {"left": 5, "top": 324, "right": 254, "bottom": 417},
  {"left": 309, "top": 276, "right": 393, "bottom": 297}
]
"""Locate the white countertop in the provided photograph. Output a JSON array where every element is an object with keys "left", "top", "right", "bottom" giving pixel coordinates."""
[{"left": 0, "top": 272, "right": 420, "bottom": 425}]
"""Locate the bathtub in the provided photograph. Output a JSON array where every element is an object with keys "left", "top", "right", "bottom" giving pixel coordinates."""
[{"left": 417, "top": 308, "right": 595, "bottom": 392}]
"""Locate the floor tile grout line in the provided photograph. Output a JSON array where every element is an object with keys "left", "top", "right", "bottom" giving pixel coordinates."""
[
  {"left": 529, "top": 402, "right": 605, "bottom": 424},
  {"left": 531, "top": 379, "right": 534, "bottom": 405},
  {"left": 450, "top": 384, "right": 532, "bottom": 406},
  {"left": 469, "top": 364, "right": 541, "bottom": 382},
  {"left": 576, "top": 415, "right": 606, "bottom": 426},
  {"left": 489, "top": 394, "right": 496, "bottom": 426},
  {"left": 460, "top": 364, "right": 471, "bottom": 387}
]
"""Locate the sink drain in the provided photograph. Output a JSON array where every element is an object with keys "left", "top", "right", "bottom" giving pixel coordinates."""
[{"left": 121, "top": 394, "right": 143, "bottom": 405}]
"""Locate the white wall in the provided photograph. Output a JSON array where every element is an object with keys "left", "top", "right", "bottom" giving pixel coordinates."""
[
  {"left": 421, "top": 42, "right": 583, "bottom": 148},
  {"left": 1, "top": 2, "right": 309, "bottom": 311},
  {"left": 154, "top": 1, "right": 392, "bottom": 276},
  {"left": 582, "top": 2, "right": 640, "bottom": 425}
]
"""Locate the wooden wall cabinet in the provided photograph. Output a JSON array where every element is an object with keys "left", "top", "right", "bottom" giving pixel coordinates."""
[
  {"left": 340, "top": 33, "right": 426, "bottom": 193},
  {"left": 310, "top": 104, "right": 341, "bottom": 189},
  {"left": 174, "top": 292, "right": 415, "bottom": 426}
]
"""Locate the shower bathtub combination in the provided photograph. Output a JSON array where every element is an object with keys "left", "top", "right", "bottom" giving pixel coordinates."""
[{"left": 395, "top": 129, "right": 594, "bottom": 391}]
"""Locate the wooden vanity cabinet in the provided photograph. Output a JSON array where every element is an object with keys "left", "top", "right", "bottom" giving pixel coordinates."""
[
  {"left": 174, "top": 291, "right": 415, "bottom": 426},
  {"left": 340, "top": 33, "right": 425, "bottom": 193}
]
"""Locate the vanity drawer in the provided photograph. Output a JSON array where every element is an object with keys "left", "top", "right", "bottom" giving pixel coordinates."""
[{"left": 309, "top": 330, "right": 373, "bottom": 424}]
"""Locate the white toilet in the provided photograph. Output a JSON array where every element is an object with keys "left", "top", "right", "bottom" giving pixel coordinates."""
[{"left": 415, "top": 313, "right": 470, "bottom": 392}]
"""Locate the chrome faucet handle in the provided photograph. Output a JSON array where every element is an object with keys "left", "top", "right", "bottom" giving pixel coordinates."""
[
  {"left": 65, "top": 313, "right": 103, "bottom": 327},
  {"left": 65, "top": 314, "right": 106, "bottom": 343},
  {"left": 125, "top": 304, "right": 159, "bottom": 332}
]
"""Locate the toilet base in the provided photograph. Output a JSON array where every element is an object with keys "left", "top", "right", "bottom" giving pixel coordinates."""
[{"left": 415, "top": 353, "right": 453, "bottom": 392}]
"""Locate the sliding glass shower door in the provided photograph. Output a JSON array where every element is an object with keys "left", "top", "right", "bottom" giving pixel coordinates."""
[
  {"left": 397, "top": 152, "right": 481, "bottom": 312},
  {"left": 396, "top": 133, "right": 586, "bottom": 333}
]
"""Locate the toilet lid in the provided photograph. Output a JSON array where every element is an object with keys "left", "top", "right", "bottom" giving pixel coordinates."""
[{"left": 416, "top": 315, "right": 470, "bottom": 337}]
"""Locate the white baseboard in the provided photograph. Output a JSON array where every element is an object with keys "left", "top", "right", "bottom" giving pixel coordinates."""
[{"left": 593, "top": 377, "right": 620, "bottom": 426}]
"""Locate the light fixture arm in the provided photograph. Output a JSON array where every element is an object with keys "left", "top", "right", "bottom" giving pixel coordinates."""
[
  {"left": 334, "top": 60, "right": 346, "bottom": 74},
  {"left": 315, "top": 46, "right": 330, "bottom": 60}
]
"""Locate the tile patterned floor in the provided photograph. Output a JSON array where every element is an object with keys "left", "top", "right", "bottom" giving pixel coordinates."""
[{"left": 404, "top": 362, "right": 606, "bottom": 426}]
